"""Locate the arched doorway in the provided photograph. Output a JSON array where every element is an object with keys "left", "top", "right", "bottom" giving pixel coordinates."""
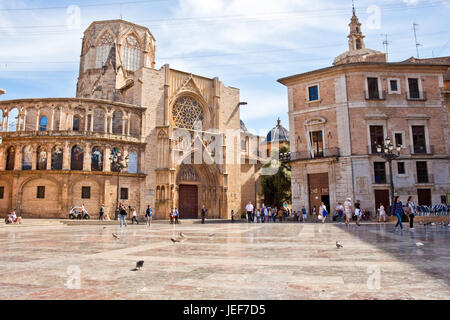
[{"left": 177, "top": 165, "right": 200, "bottom": 219}]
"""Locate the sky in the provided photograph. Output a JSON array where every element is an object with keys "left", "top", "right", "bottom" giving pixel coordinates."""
[{"left": 0, "top": 0, "right": 449, "bottom": 136}]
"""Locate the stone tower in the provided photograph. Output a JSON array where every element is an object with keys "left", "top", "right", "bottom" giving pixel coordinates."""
[
  {"left": 76, "top": 20, "right": 156, "bottom": 103},
  {"left": 348, "top": 5, "right": 365, "bottom": 51}
]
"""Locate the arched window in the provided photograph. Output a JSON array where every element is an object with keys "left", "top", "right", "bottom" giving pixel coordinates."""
[
  {"left": 95, "top": 32, "right": 114, "bottom": 68},
  {"left": 7, "top": 108, "right": 19, "bottom": 132},
  {"left": 39, "top": 116, "right": 47, "bottom": 131},
  {"left": 112, "top": 110, "right": 123, "bottom": 135},
  {"left": 83, "top": 47, "right": 94, "bottom": 72},
  {"left": 161, "top": 186, "right": 165, "bottom": 201},
  {"left": 129, "top": 113, "right": 140, "bottom": 137},
  {"left": 71, "top": 145, "right": 84, "bottom": 170},
  {"left": 172, "top": 96, "right": 203, "bottom": 129},
  {"left": 91, "top": 146, "right": 103, "bottom": 171},
  {"left": 122, "top": 35, "right": 140, "bottom": 71},
  {"left": 73, "top": 116, "right": 80, "bottom": 131},
  {"left": 93, "top": 108, "right": 105, "bottom": 132},
  {"left": 356, "top": 39, "right": 362, "bottom": 50},
  {"left": 36, "top": 146, "right": 47, "bottom": 170},
  {"left": 127, "top": 151, "right": 138, "bottom": 173},
  {"left": 110, "top": 147, "right": 121, "bottom": 172},
  {"left": 6, "top": 146, "right": 15, "bottom": 170},
  {"left": 51, "top": 146, "right": 63, "bottom": 170},
  {"left": 22, "top": 145, "right": 33, "bottom": 170}
]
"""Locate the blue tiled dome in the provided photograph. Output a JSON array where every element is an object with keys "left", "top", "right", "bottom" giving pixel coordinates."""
[{"left": 266, "top": 118, "right": 289, "bottom": 143}]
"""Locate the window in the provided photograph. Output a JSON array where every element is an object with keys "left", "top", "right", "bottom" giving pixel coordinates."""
[
  {"left": 412, "top": 126, "right": 426, "bottom": 154},
  {"left": 36, "top": 146, "right": 47, "bottom": 170},
  {"left": 308, "top": 85, "right": 319, "bottom": 101},
  {"left": 82, "top": 186, "right": 91, "bottom": 199},
  {"left": 0, "top": 186, "right": 4, "bottom": 199},
  {"left": 122, "top": 35, "right": 140, "bottom": 71},
  {"left": 73, "top": 116, "right": 80, "bottom": 131},
  {"left": 51, "top": 146, "right": 63, "bottom": 170},
  {"left": 388, "top": 79, "right": 400, "bottom": 94},
  {"left": 394, "top": 133, "right": 403, "bottom": 147},
  {"left": 39, "top": 116, "right": 47, "bottom": 131},
  {"left": 416, "top": 161, "right": 428, "bottom": 183},
  {"left": 397, "top": 162, "right": 406, "bottom": 175},
  {"left": 367, "top": 77, "right": 380, "bottom": 99},
  {"left": 172, "top": 96, "right": 203, "bottom": 130},
  {"left": 356, "top": 39, "right": 362, "bottom": 50},
  {"left": 374, "top": 162, "right": 387, "bottom": 184},
  {"left": 309, "top": 131, "right": 324, "bottom": 157},
  {"left": 95, "top": 32, "right": 114, "bottom": 68},
  {"left": 370, "top": 125, "right": 384, "bottom": 154},
  {"left": 6, "top": 146, "right": 15, "bottom": 170},
  {"left": 408, "top": 78, "right": 420, "bottom": 99},
  {"left": 71, "top": 145, "right": 84, "bottom": 171},
  {"left": 91, "top": 147, "right": 103, "bottom": 171},
  {"left": 22, "top": 145, "right": 33, "bottom": 170},
  {"left": 120, "top": 188, "right": 129, "bottom": 200},
  {"left": 37, "top": 186, "right": 45, "bottom": 199}
]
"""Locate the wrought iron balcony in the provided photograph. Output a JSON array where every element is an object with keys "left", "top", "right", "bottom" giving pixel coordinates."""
[
  {"left": 287, "top": 148, "right": 339, "bottom": 162},
  {"left": 406, "top": 91, "right": 427, "bottom": 101}
]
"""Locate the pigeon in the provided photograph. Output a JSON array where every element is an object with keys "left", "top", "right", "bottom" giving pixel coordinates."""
[
  {"left": 208, "top": 233, "right": 215, "bottom": 237},
  {"left": 112, "top": 233, "right": 120, "bottom": 239},
  {"left": 179, "top": 232, "right": 186, "bottom": 238},
  {"left": 416, "top": 242, "right": 424, "bottom": 247},
  {"left": 423, "top": 222, "right": 432, "bottom": 226},
  {"left": 431, "top": 222, "right": 436, "bottom": 226},
  {"left": 336, "top": 241, "right": 343, "bottom": 249},
  {"left": 136, "top": 260, "right": 144, "bottom": 270},
  {"left": 171, "top": 237, "right": 181, "bottom": 243}
]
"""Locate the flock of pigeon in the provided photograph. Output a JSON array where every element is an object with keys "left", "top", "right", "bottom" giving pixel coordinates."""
[{"left": 107, "top": 222, "right": 449, "bottom": 271}]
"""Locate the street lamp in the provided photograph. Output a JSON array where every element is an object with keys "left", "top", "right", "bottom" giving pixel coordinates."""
[
  {"left": 110, "top": 149, "right": 128, "bottom": 220},
  {"left": 376, "top": 137, "right": 402, "bottom": 207}
]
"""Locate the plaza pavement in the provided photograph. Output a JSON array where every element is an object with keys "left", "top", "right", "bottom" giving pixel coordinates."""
[{"left": 0, "top": 220, "right": 449, "bottom": 300}]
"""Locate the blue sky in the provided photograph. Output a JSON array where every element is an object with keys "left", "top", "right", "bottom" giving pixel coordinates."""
[{"left": 0, "top": 0, "right": 449, "bottom": 136}]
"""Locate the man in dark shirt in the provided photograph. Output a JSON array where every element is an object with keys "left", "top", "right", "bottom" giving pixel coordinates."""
[{"left": 201, "top": 205, "right": 207, "bottom": 224}]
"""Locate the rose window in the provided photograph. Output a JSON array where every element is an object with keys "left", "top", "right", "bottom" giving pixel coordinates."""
[{"left": 172, "top": 96, "right": 203, "bottom": 129}]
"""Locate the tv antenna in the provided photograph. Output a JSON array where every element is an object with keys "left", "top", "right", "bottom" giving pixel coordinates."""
[
  {"left": 413, "top": 22, "right": 422, "bottom": 58},
  {"left": 381, "top": 34, "right": 390, "bottom": 61}
]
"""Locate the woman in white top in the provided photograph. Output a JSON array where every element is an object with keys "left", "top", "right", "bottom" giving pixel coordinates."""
[
  {"left": 343, "top": 198, "right": 352, "bottom": 226},
  {"left": 264, "top": 207, "right": 269, "bottom": 222},
  {"left": 131, "top": 208, "right": 139, "bottom": 224},
  {"left": 378, "top": 203, "right": 386, "bottom": 222},
  {"left": 319, "top": 202, "right": 327, "bottom": 223}
]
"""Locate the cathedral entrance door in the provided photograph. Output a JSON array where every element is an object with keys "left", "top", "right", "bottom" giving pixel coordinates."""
[{"left": 178, "top": 184, "right": 199, "bottom": 219}]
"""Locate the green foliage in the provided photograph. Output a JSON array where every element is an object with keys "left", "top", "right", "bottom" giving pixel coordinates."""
[{"left": 260, "top": 145, "right": 291, "bottom": 208}]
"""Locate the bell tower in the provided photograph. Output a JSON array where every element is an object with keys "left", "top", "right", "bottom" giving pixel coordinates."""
[{"left": 348, "top": 4, "right": 365, "bottom": 52}]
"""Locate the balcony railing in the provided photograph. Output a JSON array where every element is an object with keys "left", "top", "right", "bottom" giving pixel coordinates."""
[
  {"left": 412, "top": 145, "right": 434, "bottom": 155},
  {"left": 289, "top": 148, "right": 339, "bottom": 161},
  {"left": 365, "top": 90, "right": 386, "bottom": 100},
  {"left": 0, "top": 130, "right": 142, "bottom": 142},
  {"left": 406, "top": 91, "right": 427, "bottom": 101}
]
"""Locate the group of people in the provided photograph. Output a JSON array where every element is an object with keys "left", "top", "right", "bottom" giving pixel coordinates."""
[
  {"left": 4, "top": 209, "right": 22, "bottom": 225},
  {"left": 169, "top": 208, "right": 180, "bottom": 224},
  {"left": 244, "top": 202, "right": 292, "bottom": 223},
  {"left": 390, "top": 195, "right": 417, "bottom": 231},
  {"left": 118, "top": 203, "right": 153, "bottom": 227}
]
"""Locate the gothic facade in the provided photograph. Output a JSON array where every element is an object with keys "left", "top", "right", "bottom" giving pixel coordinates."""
[{"left": 0, "top": 19, "right": 263, "bottom": 219}]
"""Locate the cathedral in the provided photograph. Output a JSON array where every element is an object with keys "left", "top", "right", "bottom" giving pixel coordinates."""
[{"left": 0, "top": 19, "right": 268, "bottom": 219}]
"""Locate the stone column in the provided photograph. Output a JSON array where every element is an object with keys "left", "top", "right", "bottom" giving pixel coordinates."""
[
  {"left": 83, "top": 143, "right": 91, "bottom": 171},
  {"left": 104, "top": 115, "right": 108, "bottom": 133},
  {"left": 14, "top": 145, "right": 22, "bottom": 170},
  {"left": 31, "top": 144, "right": 37, "bottom": 170},
  {"left": 109, "top": 117, "right": 113, "bottom": 134},
  {"left": 127, "top": 117, "right": 131, "bottom": 136},
  {"left": 35, "top": 109, "right": 40, "bottom": 131},
  {"left": 90, "top": 113, "right": 94, "bottom": 132},
  {"left": 84, "top": 113, "right": 89, "bottom": 131},
  {"left": 63, "top": 142, "right": 71, "bottom": 170},
  {"left": 46, "top": 147, "right": 52, "bottom": 170},
  {"left": 123, "top": 146, "right": 129, "bottom": 172},
  {"left": 5, "top": 113, "right": 9, "bottom": 132},
  {"left": 51, "top": 108, "right": 55, "bottom": 131},
  {"left": 0, "top": 146, "right": 5, "bottom": 170},
  {"left": 104, "top": 145, "right": 111, "bottom": 172}
]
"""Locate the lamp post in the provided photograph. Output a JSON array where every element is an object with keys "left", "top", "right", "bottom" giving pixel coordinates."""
[
  {"left": 376, "top": 137, "right": 402, "bottom": 207},
  {"left": 110, "top": 149, "right": 128, "bottom": 220}
]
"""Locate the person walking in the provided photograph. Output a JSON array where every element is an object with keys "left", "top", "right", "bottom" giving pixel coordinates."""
[
  {"left": 99, "top": 204, "right": 105, "bottom": 221},
  {"left": 354, "top": 202, "right": 362, "bottom": 226},
  {"left": 378, "top": 203, "right": 386, "bottom": 223},
  {"left": 319, "top": 202, "right": 328, "bottom": 223},
  {"left": 245, "top": 202, "right": 254, "bottom": 223},
  {"left": 407, "top": 196, "right": 416, "bottom": 230},
  {"left": 231, "top": 210, "right": 235, "bottom": 222},
  {"left": 392, "top": 196, "right": 404, "bottom": 232},
  {"left": 169, "top": 208, "right": 174, "bottom": 224},
  {"left": 131, "top": 207, "right": 139, "bottom": 224},
  {"left": 344, "top": 198, "right": 352, "bottom": 226},
  {"left": 311, "top": 206, "right": 317, "bottom": 223},
  {"left": 174, "top": 208, "right": 179, "bottom": 224},
  {"left": 119, "top": 203, "right": 127, "bottom": 227},
  {"left": 301, "top": 207, "right": 307, "bottom": 222},
  {"left": 201, "top": 205, "right": 207, "bottom": 224},
  {"left": 145, "top": 205, "right": 152, "bottom": 226},
  {"left": 256, "top": 209, "right": 261, "bottom": 223}
]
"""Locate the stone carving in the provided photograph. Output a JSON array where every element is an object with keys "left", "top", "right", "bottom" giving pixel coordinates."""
[
  {"left": 172, "top": 96, "right": 203, "bottom": 129},
  {"left": 177, "top": 165, "right": 200, "bottom": 182}
]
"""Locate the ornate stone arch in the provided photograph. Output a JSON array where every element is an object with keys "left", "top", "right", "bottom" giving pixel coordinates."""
[{"left": 170, "top": 92, "right": 211, "bottom": 130}]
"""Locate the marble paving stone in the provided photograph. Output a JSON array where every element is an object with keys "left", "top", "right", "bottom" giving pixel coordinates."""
[{"left": 0, "top": 222, "right": 449, "bottom": 300}]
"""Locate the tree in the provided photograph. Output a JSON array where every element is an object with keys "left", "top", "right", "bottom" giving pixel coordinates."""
[{"left": 260, "top": 145, "right": 291, "bottom": 208}]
